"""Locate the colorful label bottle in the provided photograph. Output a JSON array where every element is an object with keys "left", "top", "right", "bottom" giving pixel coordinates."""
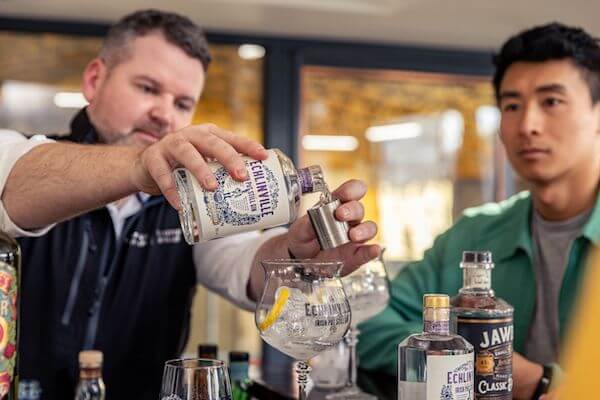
[
  {"left": 451, "top": 251, "right": 513, "bottom": 399},
  {"left": 0, "top": 231, "right": 19, "bottom": 400}
]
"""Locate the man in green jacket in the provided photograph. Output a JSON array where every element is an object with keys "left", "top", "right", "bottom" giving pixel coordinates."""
[{"left": 357, "top": 22, "right": 600, "bottom": 399}]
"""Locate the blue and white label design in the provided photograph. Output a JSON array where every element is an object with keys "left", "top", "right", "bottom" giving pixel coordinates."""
[
  {"left": 426, "top": 354, "right": 474, "bottom": 400},
  {"left": 192, "top": 150, "right": 290, "bottom": 240},
  {"left": 457, "top": 317, "right": 513, "bottom": 399}
]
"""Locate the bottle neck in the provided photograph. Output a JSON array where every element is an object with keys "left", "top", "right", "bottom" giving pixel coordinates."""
[
  {"left": 230, "top": 361, "right": 249, "bottom": 382},
  {"left": 423, "top": 306, "right": 450, "bottom": 335},
  {"left": 459, "top": 267, "right": 494, "bottom": 296},
  {"left": 297, "top": 166, "right": 326, "bottom": 194},
  {"left": 80, "top": 367, "right": 102, "bottom": 380}
]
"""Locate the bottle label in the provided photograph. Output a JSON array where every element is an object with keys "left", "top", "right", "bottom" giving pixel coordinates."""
[
  {"left": 426, "top": 354, "right": 474, "bottom": 400},
  {"left": 0, "top": 260, "right": 17, "bottom": 398},
  {"left": 456, "top": 317, "right": 513, "bottom": 399},
  {"left": 297, "top": 168, "right": 314, "bottom": 193},
  {"left": 192, "top": 150, "right": 290, "bottom": 240},
  {"left": 304, "top": 302, "right": 351, "bottom": 328},
  {"left": 464, "top": 268, "right": 491, "bottom": 289},
  {"left": 424, "top": 320, "right": 450, "bottom": 335}
]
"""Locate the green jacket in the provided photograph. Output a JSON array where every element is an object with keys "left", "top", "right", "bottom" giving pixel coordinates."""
[{"left": 357, "top": 191, "right": 600, "bottom": 373}]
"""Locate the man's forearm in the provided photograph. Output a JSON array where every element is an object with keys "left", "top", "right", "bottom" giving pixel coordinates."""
[{"left": 2, "top": 142, "right": 143, "bottom": 229}]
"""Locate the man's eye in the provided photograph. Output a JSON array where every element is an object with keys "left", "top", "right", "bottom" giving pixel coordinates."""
[
  {"left": 543, "top": 98, "right": 562, "bottom": 107},
  {"left": 176, "top": 102, "right": 193, "bottom": 112},
  {"left": 138, "top": 84, "right": 157, "bottom": 94}
]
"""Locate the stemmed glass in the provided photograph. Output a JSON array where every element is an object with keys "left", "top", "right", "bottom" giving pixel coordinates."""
[
  {"left": 326, "top": 250, "right": 390, "bottom": 400},
  {"left": 159, "top": 358, "right": 232, "bottom": 400},
  {"left": 255, "top": 259, "right": 351, "bottom": 400}
]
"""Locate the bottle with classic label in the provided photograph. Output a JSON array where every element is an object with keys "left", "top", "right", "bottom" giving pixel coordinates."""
[
  {"left": 398, "top": 294, "right": 474, "bottom": 400},
  {"left": 174, "top": 148, "right": 329, "bottom": 244},
  {"left": 0, "top": 232, "right": 19, "bottom": 400},
  {"left": 451, "top": 251, "right": 514, "bottom": 399}
]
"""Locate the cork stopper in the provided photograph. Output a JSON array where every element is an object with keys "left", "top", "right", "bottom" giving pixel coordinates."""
[
  {"left": 423, "top": 294, "right": 449, "bottom": 309},
  {"left": 79, "top": 350, "right": 103, "bottom": 368}
]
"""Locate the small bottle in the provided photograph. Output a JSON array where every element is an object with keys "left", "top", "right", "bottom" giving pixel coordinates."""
[
  {"left": 197, "top": 343, "right": 218, "bottom": 360},
  {"left": 18, "top": 380, "right": 41, "bottom": 400},
  {"left": 398, "top": 294, "right": 474, "bottom": 400},
  {"left": 0, "top": 231, "right": 20, "bottom": 400},
  {"left": 451, "top": 251, "right": 514, "bottom": 399},
  {"left": 74, "top": 350, "right": 105, "bottom": 400},
  {"left": 229, "top": 351, "right": 250, "bottom": 400},
  {"left": 174, "top": 148, "right": 331, "bottom": 244}
]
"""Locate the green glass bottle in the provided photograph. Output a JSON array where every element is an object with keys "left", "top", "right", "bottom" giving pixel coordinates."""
[{"left": 229, "top": 352, "right": 250, "bottom": 400}]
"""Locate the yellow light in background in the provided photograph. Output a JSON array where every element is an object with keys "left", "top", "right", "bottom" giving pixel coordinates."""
[
  {"left": 302, "top": 134, "right": 359, "bottom": 152},
  {"left": 476, "top": 105, "right": 500, "bottom": 138},
  {"left": 365, "top": 122, "right": 423, "bottom": 142},
  {"left": 378, "top": 180, "right": 453, "bottom": 260}
]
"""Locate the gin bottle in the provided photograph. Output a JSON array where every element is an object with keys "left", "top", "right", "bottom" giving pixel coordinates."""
[
  {"left": 174, "top": 148, "right": 328, "bottom": 244},
  {"left": 74, "top": 351, "right": 105, "bottom": 400},
  {"left": 451, "top": 251, "right": 513, "bottom": 399},
  {"left": 398, "top": 294, "right": 474, "bottom": 400},
  {"left": 18, "top": 380, "right": 41, "bottom": 400}
]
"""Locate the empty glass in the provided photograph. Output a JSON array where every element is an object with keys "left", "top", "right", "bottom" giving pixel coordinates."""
[
  {"left": 326, "top": 250, "right": 390, "bottom": 399},
  {"left": 160, "top": 359, "right": 232, "bottom": 400},
  {"left": 255, "top": 259, "right": 351, "bottom": 400}
]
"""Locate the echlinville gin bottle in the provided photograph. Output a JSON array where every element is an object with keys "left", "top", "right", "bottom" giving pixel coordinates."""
[
  {"left": 174, "top": 148, "right": 330, "bottom": 244},
  {"left": 74, "top": 350, "right": 105, "bottom": 400},
  {"left": 398, "top": 294, "right": 474, "bottom": 400},
  {"left": 0, "top": 231, "right": 19, "bottom": 400},
  {"left": 451, "top": 251, "right": 513, "bottom": 399}
]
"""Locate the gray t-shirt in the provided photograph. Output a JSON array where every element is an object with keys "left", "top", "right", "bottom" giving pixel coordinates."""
[{"left": 524, "top": 208, "right": 592, "bottom": 364}]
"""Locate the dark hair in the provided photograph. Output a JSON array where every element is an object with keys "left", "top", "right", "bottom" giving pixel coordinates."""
[
  {"left": 493, "top": 22, "right": 600, "bottom": 104},
  {"left": 100, "top": 9, "right": 211, "bottom": 72}
]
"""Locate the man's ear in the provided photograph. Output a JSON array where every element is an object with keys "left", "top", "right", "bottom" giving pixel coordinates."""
[
  {"left": 81, "top": 58, "right": 108, "bottom": 103},
  {"left": 597, "top": 103, "right": 600, "bottom": 135}
]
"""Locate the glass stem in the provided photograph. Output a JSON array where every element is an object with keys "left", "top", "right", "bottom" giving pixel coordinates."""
[
  {"left": 296, "top": 361, "right": 311, "bottom": 400},
  {"left": 346, "top": 327, "right": 359, "bottom": 387}
]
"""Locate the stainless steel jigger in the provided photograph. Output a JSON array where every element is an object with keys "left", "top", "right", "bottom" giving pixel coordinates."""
[{"left": 307, "top": 198, "right": 350, "bottom": 250}]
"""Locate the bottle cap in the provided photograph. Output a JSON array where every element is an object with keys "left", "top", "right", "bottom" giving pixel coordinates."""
[
  {"left": 229, "top": 351, "right": 249, "bottom": 363},
  {"left": 298, "top": 165, "right": 325, "bottom": 193},
  {"left": 198, "top": 343, "right": 218, "bottom": 359},
  {"left": 461, "top": 250, "right": 494, "bottom": 268},
  {"left": 307, "top": 199, "right": 350, "bottom": 250},
  {"left": 79, "top": 350, "right": 103, "bottom": 367},
  {"left": 423, "top": 294, "right": 449, "bottom": 308}
]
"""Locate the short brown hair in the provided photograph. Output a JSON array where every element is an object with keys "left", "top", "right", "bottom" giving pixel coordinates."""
[{"left": 100, "top": 9, "right": 212, "bottom": 72}]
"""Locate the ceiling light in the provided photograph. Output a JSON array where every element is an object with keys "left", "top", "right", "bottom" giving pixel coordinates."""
[
  {"left": 302, "top": 135, "right": 359, "bottom": 152},
  {"left": 365, "top": 122, "right": 423, "bottom": 142},
  {"left": 238, "top": 44, "right": 266, "bottom": 60},
  {"left": 53, "top": 92, "right": 88, "bottom": 108}
]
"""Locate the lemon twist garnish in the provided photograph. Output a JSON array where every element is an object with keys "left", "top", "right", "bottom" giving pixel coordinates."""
[{"left": 258, "top": 287, "right": 291, "bottom": 332}]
